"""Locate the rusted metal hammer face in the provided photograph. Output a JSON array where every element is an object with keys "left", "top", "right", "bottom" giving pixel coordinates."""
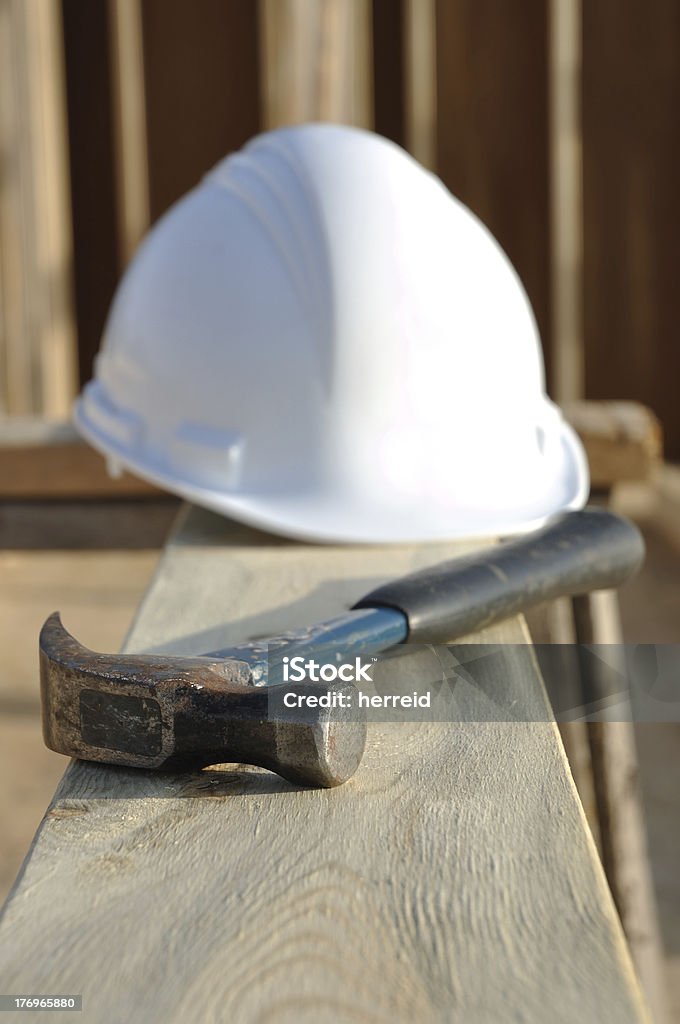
[{"left": 40, "top": 613, "right": 366, "bottom": 788}]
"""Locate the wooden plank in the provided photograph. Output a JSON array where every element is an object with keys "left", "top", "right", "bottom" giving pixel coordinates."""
[
  {"left": 563, "top": 401, "right": 662, "bottom": 488},
  {"left": 549, "top": 0, "right": 584, "bottom": 403},
  {"left": 527, "top": 585, "right": 669, "bottom": 1021},
  {"left": 259, "top": 0, "right": 373, "bottom": 127},
  {"left": 107, "top": 0, "right": 151, "bottom": 268},
  {"left": 0, "top": 0, "right": 78, "bottom": 416},
  {"left": 572, "top": 590, "right": 669, "bottom": 1024},
  {"left": 435, "top": 0, "right": 553, "bottom": 388},
  {"left": 0, "top": 547, "right": 161, "bottom": 902},
  {"left": 582, "top": 0, "right": 680, "bottom": 459},
  {"left": 0, "top": 506, "right": 647, "bottom": 1021},
  {"left": 0, "top": 500, "right": 177, "bottom": 550},
  {"left": 524, "top": 597, "right": 603, "bottom": 851},
  {"left": 0, "top": 0, "right": 27, "bottom": 414},
  {"left": 0, "top": 419, "right": 161, "bottom": 498},
  {"left": 404, "top": 0, "right": 436, "bottom": 169}
]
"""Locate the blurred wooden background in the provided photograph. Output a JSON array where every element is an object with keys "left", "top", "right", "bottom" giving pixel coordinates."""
[{"left": 1, "top": 0, "right": 679, "bottom": 455}]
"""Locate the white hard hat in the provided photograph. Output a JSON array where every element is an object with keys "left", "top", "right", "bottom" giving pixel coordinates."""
[{"left": 75, "top": 123, "right": 588, "bottom": 543}]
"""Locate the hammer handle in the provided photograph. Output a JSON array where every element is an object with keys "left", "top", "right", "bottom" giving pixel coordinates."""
[{"left": 353, "top": 508, "right": 644, "bottom": 644}]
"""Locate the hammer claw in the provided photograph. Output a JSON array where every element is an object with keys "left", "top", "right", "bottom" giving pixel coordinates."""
[{"left": 40, "top": 612, "right": 366, "bottom": 788}]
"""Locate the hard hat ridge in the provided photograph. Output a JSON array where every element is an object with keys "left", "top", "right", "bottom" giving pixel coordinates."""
[{"left": 207, "top": 142, "right": 335, "bottom": 374}]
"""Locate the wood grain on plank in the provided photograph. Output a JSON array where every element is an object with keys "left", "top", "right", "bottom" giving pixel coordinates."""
[{"left": 0, "top": 507, "right": 648, "bottom": 1022}]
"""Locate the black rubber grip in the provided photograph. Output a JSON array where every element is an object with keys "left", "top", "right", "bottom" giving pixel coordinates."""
[{"left": 352, "top": 508, "right": 645, "bottom": 644}]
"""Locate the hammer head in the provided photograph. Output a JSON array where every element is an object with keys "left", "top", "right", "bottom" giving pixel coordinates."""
[{"left": 40, "top": 613, "right": 366, "bottom": 788}]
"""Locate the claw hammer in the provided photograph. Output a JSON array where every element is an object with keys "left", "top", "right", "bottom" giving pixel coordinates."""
[{"left": 40, "top": 508, "right": 644, "bottom": 788}]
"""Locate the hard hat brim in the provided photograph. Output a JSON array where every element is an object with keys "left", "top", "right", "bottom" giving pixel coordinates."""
[{"left": 74, "top": 397, "right": 589, "bottom": 545}]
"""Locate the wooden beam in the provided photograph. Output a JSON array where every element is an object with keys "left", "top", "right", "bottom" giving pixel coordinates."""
[
  {"left": 259, "top": 0, "right": 373, "bottom": 127},
  {"left": 528, "top": 583, "right": 669, "bottom": 1022},
  {"left": 563, "top": 401, "right": 663, "bottom": 488},
  {"left": 549, "top": 0, "right": 585, "bottom": 403},
  {"left": 0, "top": 507, "right": 649, "bottom": 1020},
  {"left": 0, "top": 0, "right": 78, "bottom": 416},
  {"left": 572, "top": 588, "right": 669, "bottom": 1024},
  {"left": 107, "top": 0, "right": 151, "bottom": 268},
  {"left": 0, "top": 419, "right": 161, "bottom": 498},
  {"left": 404, "top": 0, "right": 436, "bottom": 169},
  {"left": 524, "top": 597, "right": 603, "bottom": 852},
  {"left": 0, "top": 0, "right": 28, "bottom": 413}
]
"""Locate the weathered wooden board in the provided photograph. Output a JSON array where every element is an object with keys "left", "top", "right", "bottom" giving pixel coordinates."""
[
  {"left": 0, "top": 0, "right": 78, "bottom": 417},
  {"left": 562, "top": 402, "right": 662, "bottom": 488},
  {"left": 0, "top": 507, "right": 647, "bottom": 1022},
  {"left": 107, "top": 0, "right": 150, "bottom": 268},
  {"left": 0, "top": 419, "right": 161, "bottom": 498},
  {"left": 259, "top": 0, "right": 372, "bottom": 130}
]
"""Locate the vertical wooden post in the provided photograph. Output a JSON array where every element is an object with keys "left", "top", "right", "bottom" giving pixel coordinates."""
[
  {"left": 549, "top": 0, "right": 584, "bottom": 402},
  {"left": 404, "top": 0, "right": 436, "bottom": 169},
  {"left": 258, "top": 0, "right": 372, "bottom": 127},
  {"left": 0, "top": 0, "right": 25, "bottom": 413},
  {"left": 108, "top": 0, "right": 151, "bottom": 268},
  {"left": 0, "top": 0, "right": 78, "bottom": 417}
]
